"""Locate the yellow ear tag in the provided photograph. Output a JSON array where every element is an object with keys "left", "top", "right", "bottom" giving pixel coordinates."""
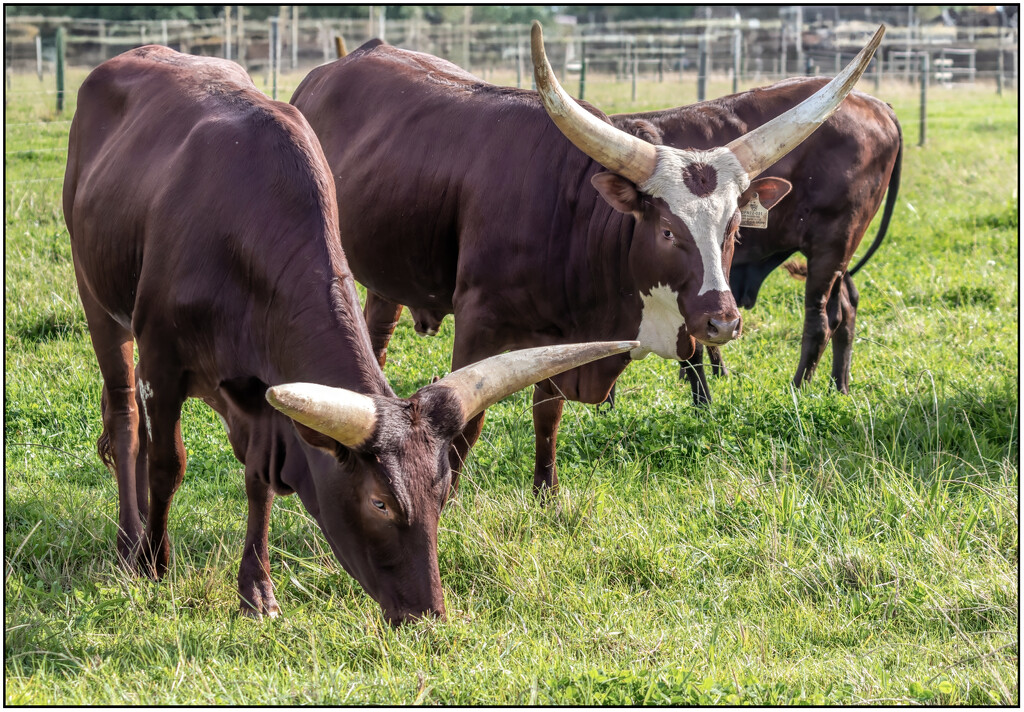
[{"left": 739, "top": 193, "right": 770, "bottom": 229}]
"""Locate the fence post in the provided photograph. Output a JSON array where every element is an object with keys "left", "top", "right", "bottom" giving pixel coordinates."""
[
  {"left": 632, "top": 45, "right": 638, "bottom": 101},
  {"left": 697, "top": 36, "right": 707, "bottom": 102},
  {"left": 919, "top": 54, "right": 927, "bottom": 147},
  {"left": 578, "top": 41, "right": 586, "bottom": 100},
  {"left": 874, "top": 51, "right": 882, "bottom": 92},
  {"left": 161, "top": 19, "right": 168, "bottom": 47},
  {"left": 732, "top": 27, "right": 741, "bottom": 93},
  {"left": 56, "top": 26, "right": 65, "bottom": 113},
  {"left": 237, "top": 5, "right": 246, "bottom": 69},
  {"left": 658, "top": 41, "right": 664, "bottom": 82},
  {"left": 224, "top": 5, "right": 232, "bottom": 60},
  {"left": 35, "top": 34, "right": 42, "bottom": 81},
  {"left": 997, "top": 30, "right": 1004, "bottom": 96},
  {"left": 269, "top": 17, "right": 279, "bottom": 99},
  {"left": 516, "top": 38, "right": 522, "bottom": 88},
  {"left": 291, "top": 5, "right": 298, "bottom": 69}
]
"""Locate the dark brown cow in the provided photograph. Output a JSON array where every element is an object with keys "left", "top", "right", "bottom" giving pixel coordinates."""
[
  {"left": 610, "top": 78, "right": 902, "bottom": 403},
  {"left": 63, "top": 46, "right": 634, "bottom": 624},
  {"left": 290, "top": 25, "right": 882, "bottom": 496}
]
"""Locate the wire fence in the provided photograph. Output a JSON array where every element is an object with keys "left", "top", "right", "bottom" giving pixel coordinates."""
[{"left": 5, "top": 9, "right": 1019, "bottom": 205}]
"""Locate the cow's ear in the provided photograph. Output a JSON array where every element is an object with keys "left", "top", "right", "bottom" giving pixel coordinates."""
[
  {"left": 592, "top": 172, "right": 641, "bottom": 215},
  {"left": 739, "top": 177, "right": 792, "bottom": 211},
  {"left": 292, "top": 420, "right": 345, "bottom": 457}
]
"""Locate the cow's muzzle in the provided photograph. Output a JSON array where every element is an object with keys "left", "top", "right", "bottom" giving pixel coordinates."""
[
  {"left": 703, "top": 316, "right": 742, "bottom": 345},
  {"left": 384, "top": 601, "right": 446, "bottom": 627}
]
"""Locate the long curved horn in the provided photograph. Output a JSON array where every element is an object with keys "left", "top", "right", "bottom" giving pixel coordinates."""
[
  {"left": 531, "top": 21, "right": 657, "bottom": 185},
  {"left": 727, "top": 25, "right": 885, "bottom": 180},
  {"left": 434, "top": 340, "right": 638, "bottom": 423},
  {"left": 266, "top": 383, "right": 377, "bottom": 448}
]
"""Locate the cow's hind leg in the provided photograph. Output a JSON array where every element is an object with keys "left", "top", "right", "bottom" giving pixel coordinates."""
[
  {"left": 238, "top": 470, "right": 280, "bottom": 618},
  {"left": 707, "top": 345, "right": 727, "bottom": 377},
  {"left": 134, "top": 358, "right": 188, "bottom": 579},
  {"left": 80, "top": 292, "right": 144, "bottom": 570},
  {"left": 363, "top": 290, "right": 404, "bottom": 368},
  {"left": 793, "top": 260, "right": 842, "bottom": 388},
  {"left": 830, "top": 274, "right": 859, "bottom": 394},
  {"left": 678, "top": 345, "right": 712, "bottom": 406},
  {"left": 532, "top": 382, "right": 565, "bottom": 496}
]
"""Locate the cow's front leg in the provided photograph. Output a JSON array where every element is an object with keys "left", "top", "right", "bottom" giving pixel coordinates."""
[
  {"left": 532, "top": 382, "right": 564, "bottom": 496},
  {"left": 238, "top": 470, "right": 280, "bottom": 619},
  {"left": 135, "top": 362, "right": 188, "bottom": 579}
]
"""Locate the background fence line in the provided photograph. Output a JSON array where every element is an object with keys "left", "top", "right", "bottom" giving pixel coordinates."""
[{"left": 5, "top": 8, "right": 1019, "bottom": 90}]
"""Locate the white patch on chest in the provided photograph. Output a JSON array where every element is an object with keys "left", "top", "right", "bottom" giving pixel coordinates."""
[
  {"left": 632, "top": 284, "right": 686, "bottom": 360},
  {"left": 138, "top": 379, "right": 154, "bottom": 441}
]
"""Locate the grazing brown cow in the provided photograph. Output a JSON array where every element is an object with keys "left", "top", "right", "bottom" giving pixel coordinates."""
[
  {"left": 291, "top": 24, "right": 883, "bottom": 496},
  {"left": 609, "top": 78, "right": 902, "bottom": 403},
  {"left": 63, "top": 46, "right": 635, "bottom": 624}
]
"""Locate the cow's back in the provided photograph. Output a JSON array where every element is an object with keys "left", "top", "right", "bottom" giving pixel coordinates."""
[
  {"left": 65, "top": 46, "right": 340, "bottom": 349},
  {"left": 292, "top": 41, "right": 605, "bottom": 316}
]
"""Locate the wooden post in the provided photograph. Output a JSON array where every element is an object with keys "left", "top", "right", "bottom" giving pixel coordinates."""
[
  {"left": 270, "top": 17, "right": 279, "bottom": 99},
  {"left": 237, "top": 5, "right": 245, "bottom": 69},
  {"left": 697, "top": 36, "right": 707, "bottom": 101},
  {"left": 919, "top": 54, "right": 927, "bottom": 146},
  {"left": 224, "top": 6, "right": 232, "bottom": 60},
  {"left": 658, "top": 41, "right": 664, "bottom": 82},
  {"left": 56, "top": 26, "right": 65, "bottom": 113},
  {"left": 835, "top": 51, "right": 841, "bottom": 76},
  {"left": 874, "top": 51, "right": 882, "bottom": 92},
  {"left": 161, "top": 19, "right": 168, "bottom": 47},
  {"left": 291, "top": 5, "right": 298, "bottom": 69},
  {"left": 35, "top": 34, "right": 42, "bottom": 81},
  {"left": 335, "top": 35, "right": 347, "bottom": 58},
  {"left": 578, "top": 40, "right": 586, "bottom": 100}
]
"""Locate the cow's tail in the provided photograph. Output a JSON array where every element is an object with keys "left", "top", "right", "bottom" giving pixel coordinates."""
[
  {"left": 783, "top": 260, "right": 807, "bottom": 281},
  {"left": 849, "top": 117, "right": 903, "bottom": 277},
  {"left": 97, "top": 430, "right": 115, "bottom": 471}
]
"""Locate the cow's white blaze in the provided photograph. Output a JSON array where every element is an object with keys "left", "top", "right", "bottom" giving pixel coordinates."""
[
  {"left": 632, "top": 283, "right": 686, "bottom": 360},
  {"left": 138, "top": 379, "right": 154, "bottom": 440},
  {"left": 640, "top": 145, "right": 748, "bottom": 296}
]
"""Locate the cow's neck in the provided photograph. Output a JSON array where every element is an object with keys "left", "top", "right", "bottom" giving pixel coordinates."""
[{"left": 253, "top": 238, "right": 394, "bottom": 399}]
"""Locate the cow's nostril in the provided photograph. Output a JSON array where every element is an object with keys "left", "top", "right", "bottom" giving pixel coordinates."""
[{"left": 708, "top": 317, "right": 741, "bottom": 342}]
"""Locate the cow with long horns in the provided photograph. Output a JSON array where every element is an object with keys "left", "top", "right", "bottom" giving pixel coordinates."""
[
  {"left": 607, "top": 79, "right": 902, "bottom": 404},
  {"left": 64, "top": 45, "right": 634, "bottom": 624},
  {"left": 290, "top": 23, "right": 884, "bottom": 495}
]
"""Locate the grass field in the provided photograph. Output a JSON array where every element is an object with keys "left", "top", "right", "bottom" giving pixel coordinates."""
[{"left": 4, "top": 65, "right": 1019, "bottom": 705}]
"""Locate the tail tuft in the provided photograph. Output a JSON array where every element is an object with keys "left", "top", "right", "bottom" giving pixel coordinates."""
[
  {"left": 783, "top": 260, "right": 808, "bottom": 281},
  {"left": 97, "top": 430, "right": 115, "bottom": 471}
]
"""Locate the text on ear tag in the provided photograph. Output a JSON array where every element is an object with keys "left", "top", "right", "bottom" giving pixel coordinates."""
[{"left": 740, "top": 193, "right": 770, "bottom": 229}]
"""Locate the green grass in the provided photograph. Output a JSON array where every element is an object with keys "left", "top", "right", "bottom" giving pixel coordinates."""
[{"left": 5, "top": 66, "right": 1019, "bottom": 705}]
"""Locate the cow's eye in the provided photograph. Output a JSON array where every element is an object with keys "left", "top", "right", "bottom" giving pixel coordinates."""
[
  {"left": 662, "top": 229, "right": 673, "bottom": 239},
  {"left": 371, "top": 498, "right": 387, "bottom": 513}
]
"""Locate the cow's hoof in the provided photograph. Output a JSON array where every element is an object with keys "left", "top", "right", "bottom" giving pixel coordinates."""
[{"left": 239, "top": 602, "right": 281, "bottom": 620}]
